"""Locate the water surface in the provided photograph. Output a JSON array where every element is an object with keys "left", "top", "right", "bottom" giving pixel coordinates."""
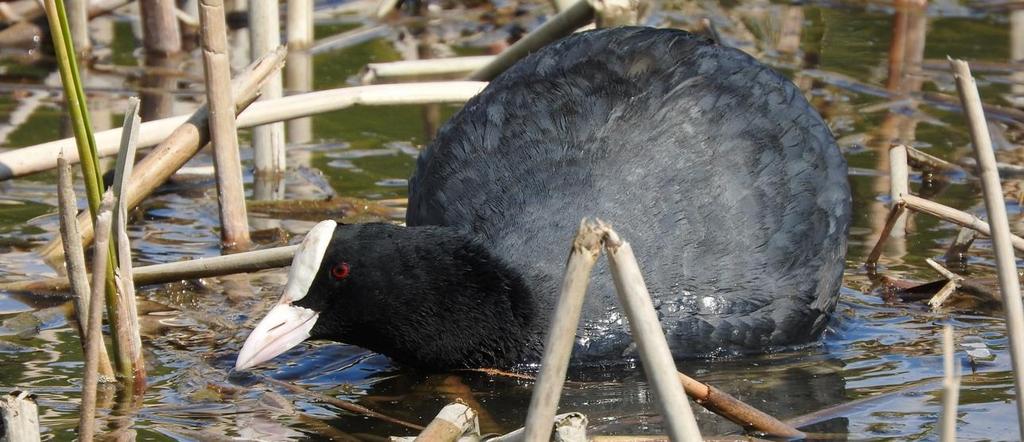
[{"left": 1, "top": 0, "right": 1023, "bottom": 439}]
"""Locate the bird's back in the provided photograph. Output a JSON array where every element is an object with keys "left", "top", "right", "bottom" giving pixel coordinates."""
[{"left": 408, "top": 27, "right": 850, "bottom": 359}]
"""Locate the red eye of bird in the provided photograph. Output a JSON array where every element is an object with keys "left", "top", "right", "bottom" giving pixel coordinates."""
[{"left": 331, "top": 262, "right": 350, "bottom": 280}]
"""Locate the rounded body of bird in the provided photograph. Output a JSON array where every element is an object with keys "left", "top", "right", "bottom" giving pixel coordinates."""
[{"left": 408, "top": 27, "right": 851, "bottom": 361}]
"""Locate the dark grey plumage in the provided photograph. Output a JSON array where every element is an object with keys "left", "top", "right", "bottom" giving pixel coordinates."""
[{"left": 408, "top": 27, "right": 850, "bottom": 360}]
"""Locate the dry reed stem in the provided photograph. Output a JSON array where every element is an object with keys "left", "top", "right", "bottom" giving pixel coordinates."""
[
  {"left": 37, "top": 46, "right": 288, "bottom": 260},
  {"left": 926, "top": 258, "right": 964, "bottom": 308},
  {"left": 950, "top": 57, "right": 1024, "bottom": 439},
  {"left": 110, "top": 98, "right": 146, "bottom": 389},
  {"left": 0, "top": 81, "right": 482, "bottom": 182},
  {"left": 3, "top": 245, "right": 299, "bottom": 293},
  {"left": 926, "top": 258, "right": 961, "bottom": 282},
  {"left": 551, "top": 0, "right": 576, "bottom": 12},
  {"left": 284, "top": 0, "right": 313, "bottom": 144},
  {"left": 413, "top": 401, "right": 478, "bottom": 442},
  {"left": 905, "top": 145, "right": 964, "bottom": 175},
  {"left": 865, "top": 202, "right": 907, "bottom": 269},
  {"left": 250, "top": 0, "right": 286, "bottom": 175},
  {"left": 591, "top": 0, "right": 639, "bottom": 28},
  {"left": 675, "top": 372, "right": 804, "bottom": 437},
  {"left": 199, "top": 0, "right": 251, "bottom": 250},
  {"left": 284, "top": 49, "right": 313, "bottom": 143},
  {"left": 361, "top": 56, "right": 495, "bottom": 84},
  {"left": 939, "top": 324, "right": 960, "bottom": 442},
  {"left": 522, "top": 220, "right": 603, "bottom": 442},
  {"left": 287, "top": 0, "right": 313, "bottom": 49},
  {"left": 959, "top": 157, "right": 1024, "bottom": 179},
  {"left": 374, "top": 0, "right": 400, "bottom": 18},
  {"left": 467, "top": 0, "right": 594, "bottom": 81},
  {"left": 310, "top": 25, "right": 390, "bottom": 55},
  {"left": 139, "top": 0, "right": 182, "bottom": 56},
  {"left": 1, "top": 391, "right": 40, "bottom": 442},
  {"left": 600, "top": 224, "right": 701, "bottom": 441},
  {"left": 929, "top": 279, "right": 960, "bottom": 309},
  {"left": 901, "top": 194, "right": 1024, "bottom": 252},
  {"left": 68, "top": 0, "right": 89, "bottom": 55},
  {"left": 57, "top": 154, "right": 115, "bottom": 380},
  {"left": 80, "top": 200, "right": 113, "bottom": 442},
  {"left": 890, "top": 144, "right": 909, "bottom": 238}
]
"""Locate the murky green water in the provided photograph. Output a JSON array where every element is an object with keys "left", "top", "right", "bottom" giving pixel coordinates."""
[{"left": 1, "top": 0, "right": 1023, "bottom": 440}]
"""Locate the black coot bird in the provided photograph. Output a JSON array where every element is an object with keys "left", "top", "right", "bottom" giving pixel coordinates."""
[{"left": 235, "top": 27, "right": 850, "bottom": 371}]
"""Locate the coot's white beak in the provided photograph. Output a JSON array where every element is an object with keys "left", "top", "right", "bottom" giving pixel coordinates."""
[
  {"left": 235, "top": 304, "right": 319, "bottom": 370},
  {"left": 235, "top": 220, "right": 337, "bottom": 370}
]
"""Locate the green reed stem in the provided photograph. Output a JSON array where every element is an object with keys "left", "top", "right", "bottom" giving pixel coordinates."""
[
  {"left": 43, "top": 0, "right": 134, "bottom": 382},
  {"left": 43, "top": 0, "right": 103, "bottom": 215}
]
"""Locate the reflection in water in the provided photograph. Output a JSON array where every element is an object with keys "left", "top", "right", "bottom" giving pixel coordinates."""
[
  {"left": 139, "top": 54, "right": 183, "bottom": 121},
  {"left": 0, "top": 1, "right": 1023, "bottom": 440}
]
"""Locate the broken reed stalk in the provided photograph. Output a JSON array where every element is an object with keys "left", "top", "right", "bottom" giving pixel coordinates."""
[
  {"left": 939, "top": 324, "right": 960, "bottom": 442},
  {"left": 467, "top": 0, "right": 594, "bottom": 81},
  {"left": 199, "top": 0, "right": 251, "bottom": 250},
  {"left": 57, "top": 155, "right": 115, "bottom": 380},
  {"left": 250, "top": 0, "right": 286, "bottom": 175},
  {"left": 361, "top": 56, "right": 495, "bottom": 84},
  {"left": 0, "top": 81, "right": 484, "bottom": 182},
  {"left": 865, "top": 202, "right": 906, "bottom": 269},
  {"left": 929, "top": 280, "right": 959, "bottom": 310},
  {"left": 42, "top": 0, "right": 103, "bottom": 217},
  {"left": 600, "top": 225, "right": 701, "bottom": 441},
  {"left": 110, "top": 98, "right": 146, "bottom": 389},
  {"left": 522, "top": 221, "right": 603, "bottom": 442},
  {"left": 950, "top": 57, "right": 1024, "bottom": 439},
  {"left": 1, "top": 391, "right": 41, "bottom": 442},
  {"left": 926, "top": 258, "right": 963, "bottom": 309},
  {"left": 901, "top": 194, "right": 1024, "bottom": 252},
  {"left": 889, "top": 144, "right": 909, "bottom": 238},
  {"left": 68, "top": 0, "right": 89, "bottom": 56},
  {"left": 38, "top": 47, "right": 288, "bottom": 261},
  {"left": 553, "top": 413, "right": 588, "bottom": 442},
  {"left": 80, "top": 202, "right": 113, "bottom": 442},
  {"left": 414, "top": 401, "right": 479, "bottom": 442},
  {"left": 3, "top": 245, "right": 299, "bottom": 294}
]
